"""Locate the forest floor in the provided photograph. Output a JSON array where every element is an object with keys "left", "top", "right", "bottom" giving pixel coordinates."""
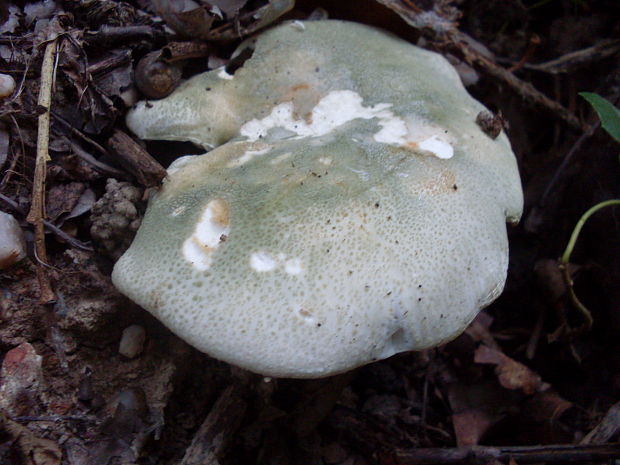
[{"left": 0, "top": 1, "right": 620, "bottom": 464}]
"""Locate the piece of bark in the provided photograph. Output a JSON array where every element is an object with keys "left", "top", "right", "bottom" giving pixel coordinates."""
[
  {"left": 180, "top": 384, "right": 248, "bottom": 465},
  {"left": 163, "top": 41, "right": 211, "bottom": 62},
  {"left": 106, "top": 129, "right": 166, "bottom": 187},
  {"left": 84, "top": 25, "right": 160, "bottom": 46},
  {"left": 581, "top": 401, "right": 620, "bottom": 445}
]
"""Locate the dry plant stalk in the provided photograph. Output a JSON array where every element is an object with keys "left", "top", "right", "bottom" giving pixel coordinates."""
[
  {"left": 27, "top": 38, "right": 58, "bottom": 304},
  {"left": 373, "top": 0, "right": 585, "bottom": 131}
]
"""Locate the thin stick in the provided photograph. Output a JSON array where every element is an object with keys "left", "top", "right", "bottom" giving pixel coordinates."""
[
  {"left": 66, "top": 138, "right": 129, "bottom": 180},
  {"left": 26, "top": 38, "right": 58, "bottom": 304},
  {"left": 373, "top": 0, "right": 585, "bottom": 131},
  {"left": 50, "top": 110, "right": 109, "bottom": 158},
  {"left": 392, "top": 442, "right": 620, "bottom": 464},
  {"left": 0, "top": 193, "right": 93, "bottom": 251}
]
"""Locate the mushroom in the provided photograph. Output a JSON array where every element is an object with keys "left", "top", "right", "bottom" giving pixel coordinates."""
[{"left": 113, "top": 20, "right": 523, "bottom": 378}]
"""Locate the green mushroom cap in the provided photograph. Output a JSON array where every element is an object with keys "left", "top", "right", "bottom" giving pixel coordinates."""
[{"left": 114, "top": 20, "right": 523, "bottom": 378}]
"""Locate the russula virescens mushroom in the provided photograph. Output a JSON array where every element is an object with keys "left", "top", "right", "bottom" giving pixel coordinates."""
[{"left": 113, "top": 20, "right": 523, "bottom": 378}]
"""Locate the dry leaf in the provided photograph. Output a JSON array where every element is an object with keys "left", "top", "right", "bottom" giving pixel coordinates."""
[
  {"left": 46, "top": 182, "right": 87, "bottom": 222},
  {"left": 474, "top": 345, "right": 542, "bottom": 395},
  {"left": 212, "top": 0, "right": 248, "bottom": 17},
  {"left": 452, "top": 409, "right": 494, "bottom": 446},
  {"left": 0, "top": 413, "right": 62, "bottom": 465}
]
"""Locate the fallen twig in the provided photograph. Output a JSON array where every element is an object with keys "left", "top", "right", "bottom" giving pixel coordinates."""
[
  {"left": 51, "top": 110, "right": 109, "bottom": 158},
  {"left": 0, "top": 193, "right": 93, "bottom": 251},
  {"left": 392, "top": 442, "right": 620, "bottom": 464},
  {"left": 330, "top": 406, "right": 620, "bottom": 464},
  {"left": 26, "top": 37, "right": 59, "bottom": 304},
  {"left": 84, "top": 25, "right": 161, "bottom": 46},
  {"left": 520, "top": 39, "right": 620, "bottom": 75},
  {"left": 106, "top": 129, "right": 167, "bottom": 187},
  {"left": 86, "top": 49, "right": 132, "bottom": 76},
  {"left": 0, "top": 114, "right": 25, "bottom": 191},
  {"left": 67, "top": 138, "right": 129, "bottom": 180},
  {"left": 373, "top": 0, "right": 585, "bottom": 131}
]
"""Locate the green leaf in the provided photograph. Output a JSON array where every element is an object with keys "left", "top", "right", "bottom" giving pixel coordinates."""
[{"left": 579, "top": 92, "right": 620, "bottom": 143}]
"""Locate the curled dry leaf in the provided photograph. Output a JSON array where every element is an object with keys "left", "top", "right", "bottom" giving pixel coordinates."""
[
  {"left": 474, "top": 344, "right": 543, "bottom": 395},
  {"left": 464, "top": 311, "right": 500, "bottom": 350},
  {"left": 522, "top": 390, "right": 573, "bottom": 423},
  {"left": 452, "top": 409, "right": 494, "bottom": 447},
  {"left": 151, "top": 0, "right": 216, "bottom": 39},
  {"left": 0, "top": 412, "right": 62, "bottom": 465},
  {"left": 447, "top": 382, "right": 513, "bottom": 447},
  {"left": 46, "top": 182, "right": 87, "bottom": 222},
  {"left": 90, "top": 50, "right": 134, "bottom": 101},
  {"left": 153, "top": 0, "right": 293, "bottom": 41}
]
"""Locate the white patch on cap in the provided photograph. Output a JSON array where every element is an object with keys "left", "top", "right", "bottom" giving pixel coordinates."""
[
  {"left": 182, "top": 199, "right": 230, "bottom": 271},
  {"left": 238, "top": 89, "right": 454, "bottom": 160},
  {"left": 373, "top": 116, "right": 408, "bottom": 145},
  {"left": 249, "top": 252, "right": 304, "bottom": 274},
  {"left": 419, "top": 135, "right": 454, "bottom": 159},
  {"left": 227, "top": 145, "right": 272, "bottom": 167},
  {"left": 240, "top": 90, "right": 410, "bottom": 145},
  {"left": 400, "top": 116, "right": 455, "bottom": 159},
  {"left": 217, "top": 67, "right": 234, "bottom": 80},
  {"left": 269, "top": 152, "right": 292, "bottom": 165},
  {"left": 171, "top": 205, "right": 187, "bottom": 217},
  {"left": 284, "top": 258, "right": 303, "bottom": 275},
  {"left": 250, "top": 251, "right": 278, "bottom": 272},
  {"left": 318, "top": 157, "right": 332, "bottom": 165}
]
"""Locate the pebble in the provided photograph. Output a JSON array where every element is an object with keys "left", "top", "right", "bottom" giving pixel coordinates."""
[
  {"left": 118, "top": 324, "right": 146, "bottom": 358},
  {"left": 0, "top": 343, "right": 43, "bottom": 416},
  {"left": 0, "top": 73, "right": 16, "bottom": 98},
  {"left": 0, "top": 211, "right": 27, "bottom": 270}
]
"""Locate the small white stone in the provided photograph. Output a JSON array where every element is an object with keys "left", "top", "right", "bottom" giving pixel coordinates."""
[
  {"left": 118, "top": 325, "right": 146, "bottom": 358},
  {"left": 0, "top": 74, "right": 16, "bottom": 98},
  {"left": 0, "top": 212, "right": 26, "bottom": 270}
]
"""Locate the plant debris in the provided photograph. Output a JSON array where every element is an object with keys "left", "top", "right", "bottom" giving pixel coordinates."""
[{"left": 1, "top": 0, "right": 619, "bottom": 464}]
